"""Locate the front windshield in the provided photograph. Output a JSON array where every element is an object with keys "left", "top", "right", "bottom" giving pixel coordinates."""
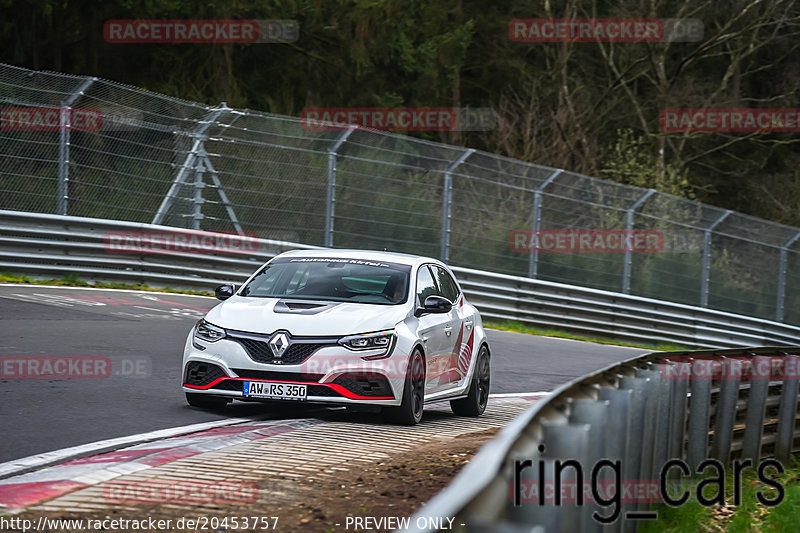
[{"left": 239, "top": 257, "right": 411, "bottom": 305}]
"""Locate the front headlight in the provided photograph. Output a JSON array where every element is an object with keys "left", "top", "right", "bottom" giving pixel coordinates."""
[
  {"left": 339, "top": 330, "right": 396, "bottom": 356},
  {"left": 194, "top": 319, "right": 226, "bottom": 343}
]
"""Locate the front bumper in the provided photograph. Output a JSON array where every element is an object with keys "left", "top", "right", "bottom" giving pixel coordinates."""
[{"left": 181, "top": 331, "right": 410, "bottom": 406}]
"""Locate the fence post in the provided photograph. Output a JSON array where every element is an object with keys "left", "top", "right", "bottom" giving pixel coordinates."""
[
  {"left": 57, "top": 76, "right": 96, "bottom": 216},
  {"left": 191, "top": 158, "right": 206, "bottom": 230},
  {"left": 700, "top": 210, "right": 732, "bottom": 307},
  {"left": 528, "top": 169, "right": 562, "bottom": 278},
  {"left": 152, "top": 103, "right": 229, "bottom": 226},
  {"left": 324, "top": 126, "right": 357, "bottom": 248},
  {"left": 776, "top": 231, "right": 800, "bottom": 321},
  {"left": 439, "top": 149, "right": 474, "bottom": 262},
  {"left": 198, "top": 147, "right": 244, "bottom": 235},
  {"left": 621, "top": 189, "right": 656, "bottom": 294}
]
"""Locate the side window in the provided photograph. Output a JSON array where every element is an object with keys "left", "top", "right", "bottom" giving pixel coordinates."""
[
  {"left": 433, "top": 266, "right": 460, "bottom": 303},
  {"left": 415, "top": 266, "right": 438, "bottom": 306}
]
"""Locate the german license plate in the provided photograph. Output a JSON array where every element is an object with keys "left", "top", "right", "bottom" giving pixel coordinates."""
[{"left": 243, "top": 381, "right": 307, "bottom": 400}]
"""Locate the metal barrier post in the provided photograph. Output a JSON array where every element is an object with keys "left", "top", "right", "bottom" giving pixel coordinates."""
[
  {"left": 667, "top": 361, "right": 689, "bottom": 462},
  {"left": 324, "top": 125, "right": 356, "bottom": 248},
  {"left": 569, "top": 399, "right": 609, "bottom": 533},
  {"left": 742, "top": 355, "right": 771, "bottom": 463},
  {"left": 686, "top": 358, "right": 711, "bottom": 470},
  {"left": 439, "top": 148, "right": 474, "bottom": 262},
  {"left": 622, "top": 189, "right": 656, "bottom": 294},
  {"left": 597, "top": 388, "right": 631, "bottom": 533},
  {"left": 528, "top": 170, "right": 562, "bottom": 278},
  {"left": 711, "top": 358, "right": 741, "bottom": 464},
  {"left": 619, "top": 375, "right": 648, "bottom": 533},
  {"left": 57, "top": 77, "right": 96, "bottom": 216},
  {"left": 634, "top": 368, "right": 659, "bottom": 487},
  {"left": 775, "top": 355, "right": 800, "bottom": 463},
  {"left": 649, "top": 364, "right": 673, "bottom": 484},
  {"left": 776, "top": 231, "right": 800, "bottom": 322},
  {"left": 701, "top": 210, "right": 732, "bottom": 307},
  {"left": 544, "top": 423, "right": 590, "bottom": 533}
]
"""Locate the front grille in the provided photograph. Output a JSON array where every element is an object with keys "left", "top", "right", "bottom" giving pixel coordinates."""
[
  {"left": 308, "top": 385, "right": 342, "bottom": 397},
  {"left": 184, "top": 361, "right": 227, "bottom": 387},
  {"left": 211, "top": 380, "right": 243, "bottom": 391},
  {"left": 235, "top": 339, "right": 320, "bottom": 364},
  {"left": 332, "top": 373, "right": 394, "bottom": 398},
  {"left": 227, "top": 331, "right": 338, "bottom": 365}
]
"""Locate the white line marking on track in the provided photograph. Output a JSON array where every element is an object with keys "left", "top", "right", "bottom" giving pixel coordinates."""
[{"left": 0, "top": 417, "right": 255, "bottom": 480}]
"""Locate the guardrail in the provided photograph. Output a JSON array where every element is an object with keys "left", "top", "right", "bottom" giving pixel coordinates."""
[
  {"left": 2, "top": 209, "right": 800, "bottom": 349},
  {"left": 410, "top": 346, "right": 800, "bottom": 533}
]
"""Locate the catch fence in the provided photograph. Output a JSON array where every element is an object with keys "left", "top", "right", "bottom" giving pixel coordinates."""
[{"left": 1, "top": 63, "right": 799, "bottom": 324}]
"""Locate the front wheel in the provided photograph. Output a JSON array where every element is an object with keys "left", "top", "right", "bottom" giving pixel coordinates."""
[
  {"left": 388, "top": 349, "right": 425, "bottom": 425},
  {"left": 185, "top": 392, "right": 230, "bottom": 410},
  {"left": 451, "top": 345, "right": 490, "bottom": 417}
]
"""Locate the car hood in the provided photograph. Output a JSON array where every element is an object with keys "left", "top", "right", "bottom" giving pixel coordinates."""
[{"left": 206, "top": 296, "right": 411, "bottom": 336}]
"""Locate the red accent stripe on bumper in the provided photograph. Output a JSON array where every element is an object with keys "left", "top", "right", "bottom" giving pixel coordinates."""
[{"left": 183, "top": 377, "right": 394, "bottom": 400}]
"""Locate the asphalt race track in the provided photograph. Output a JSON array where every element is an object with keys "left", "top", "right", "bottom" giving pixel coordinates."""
[{"left": 0, "top": 284, "right": 647, "bottom": 463}]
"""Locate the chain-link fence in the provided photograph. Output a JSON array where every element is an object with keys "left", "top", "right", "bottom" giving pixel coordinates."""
[{"left": 1, "top": 62, "right": 799, "bottom": 325}]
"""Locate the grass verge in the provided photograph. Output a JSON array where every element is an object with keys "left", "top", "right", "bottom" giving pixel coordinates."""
[
  {"left": 484, "top": 319, "right": 689, "bottom": 351},
  {"left": 640, "top": 458, "right": 800, "bottom": 533},
  {"left": 0, "top": 272, "right": 213, "bottom": 296}
]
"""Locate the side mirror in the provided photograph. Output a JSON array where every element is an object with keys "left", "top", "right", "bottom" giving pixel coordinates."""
[
  {"left": 214, "top": 284, "right": 236, "bottom": 301},
  {"left": 414, "top": 295, "right": 453, "bottom": 317}
]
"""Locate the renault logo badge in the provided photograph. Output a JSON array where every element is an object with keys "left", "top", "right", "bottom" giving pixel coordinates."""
[{"left": 269, "top": 332, "right": 289, "bottom": 358}]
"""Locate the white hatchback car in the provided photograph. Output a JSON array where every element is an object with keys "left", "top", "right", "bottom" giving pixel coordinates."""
[{"left": 182, "top": 249, "right": 491, "bottom": 424}]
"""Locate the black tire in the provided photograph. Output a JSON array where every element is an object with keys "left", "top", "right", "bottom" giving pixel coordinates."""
[
  {"left": 185, "top": 392, "right": 230, "bottom": 410},
  {"left": 388, "top": 349, "right": 425, "bottom": 425},
  {"left": 451, "top": 345, "right": 490, "bottom": 417}
]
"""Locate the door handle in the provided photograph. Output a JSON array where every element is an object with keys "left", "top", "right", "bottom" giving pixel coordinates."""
[
  {"left": 465, "top": 319, "right": 474, "bottom": 330},
  {"left": 444, "top": 325, "right": 452, "bottom": 336}
]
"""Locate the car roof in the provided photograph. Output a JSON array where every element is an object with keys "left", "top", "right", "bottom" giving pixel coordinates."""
[{"left": 275, "top": 249, "right": 442, "bottom": 267}]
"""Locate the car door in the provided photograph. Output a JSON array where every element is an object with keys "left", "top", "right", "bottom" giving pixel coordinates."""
[
  {"left": 413, "top": 264, "right": 451, "bottom": 393},
  {"left": 429, "top": 265, "right": 469, "bottom": 390}
]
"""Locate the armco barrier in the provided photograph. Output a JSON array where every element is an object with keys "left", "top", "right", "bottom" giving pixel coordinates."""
[
  {"left": 1, "top": 209, "right": 800, "bottom": 349},
  {"left": 408, "top": 346, "right": 800, "bottom": 533}
]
